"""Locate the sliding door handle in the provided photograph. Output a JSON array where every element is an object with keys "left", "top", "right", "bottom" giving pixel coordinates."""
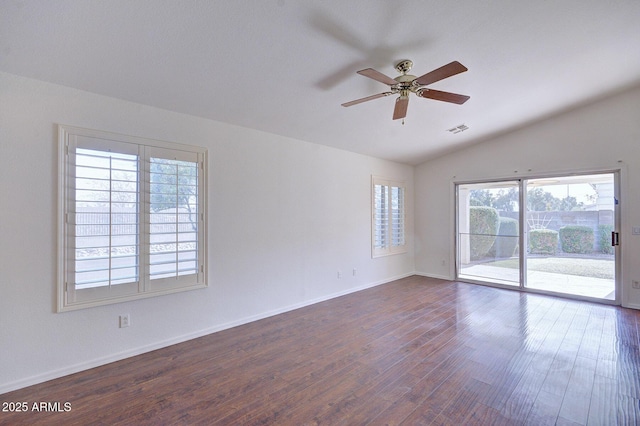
[{"left": 611, "top": 231, "right": 620, "bottom": 246}]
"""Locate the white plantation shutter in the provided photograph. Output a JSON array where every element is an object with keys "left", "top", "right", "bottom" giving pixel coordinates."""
[
  {"left": 374, "top": 184, "right": 388, "bottom": 249},
  {"left": 372, "top": 177, "right": 406, "bottom": 257},
  {"left": 147, "top": 148, "right": 201, "bottom": 284},
  {"left": 391, "top": 186, "right": 405, "bottom": 247},
  {"left": 59, "top": 126, "right": 207, "bottom": 311},
  {"left": 74, "top": 147, "right": 140, "bottom": 289}
]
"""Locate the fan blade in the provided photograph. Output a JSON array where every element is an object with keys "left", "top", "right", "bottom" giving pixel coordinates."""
[
  {"left": 357, "top": 68, "right": 398, "bottom": 86},
  {"left": 418, "top": 89, "right": 470, "bottom": 105},
  {"left": 414, "top": 61, "right": 468, "bottom": 86},
  {"left": 341, "top": 92, "right": 392, "bottom": 107},
  {"left": 393, "top": 96, "right": 409, "bottom": 120}
]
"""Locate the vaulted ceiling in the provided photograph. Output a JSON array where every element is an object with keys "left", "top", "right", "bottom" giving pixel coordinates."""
[{"left": 2, "top": 1, "right": 639, "bottom": 165}]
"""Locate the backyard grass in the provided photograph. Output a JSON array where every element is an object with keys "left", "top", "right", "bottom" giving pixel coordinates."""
[{"left": 487, "top": 257, "right": 614, "bottom": 280}]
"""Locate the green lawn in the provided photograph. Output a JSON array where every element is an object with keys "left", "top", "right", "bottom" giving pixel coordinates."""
[{"left": 487, "top": 257, "right": 614, "bottom": 280}]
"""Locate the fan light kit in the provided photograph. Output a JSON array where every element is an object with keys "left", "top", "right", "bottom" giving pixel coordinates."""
[{"left": 342, "top": 59, "right": 470, "bottom": 122}]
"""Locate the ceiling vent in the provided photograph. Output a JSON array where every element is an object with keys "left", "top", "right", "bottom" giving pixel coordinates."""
[{"left": 447, "top": 124, "right": 469, "bottom": 134}]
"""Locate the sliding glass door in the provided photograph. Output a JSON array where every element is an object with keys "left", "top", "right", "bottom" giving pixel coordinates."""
[
  {"left": 456, "top": 172, "right": 618, "bottom": 303},
  {"left": 457, "top": 181, "right": 520, "bottom": 287}
]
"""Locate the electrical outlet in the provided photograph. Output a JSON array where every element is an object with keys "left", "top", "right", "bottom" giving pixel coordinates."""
[
  {"left": 337, "top": 271, "right": 342, "bottom": 279},
  {"left": 353, "top": 268, "right": 357, "bottom": 276},
  {"left": 632, "top": 280, "right": 640, "bottom": 289},
  {"left": 119, "top": 314, "right": 131, "bottom": 328}
]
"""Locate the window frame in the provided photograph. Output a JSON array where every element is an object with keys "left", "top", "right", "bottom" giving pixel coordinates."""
[
  {"left": 371, "top": 176, "right": 406, "bottom": 258},
  {"left": 58, "top": 125, "right": 208, "bottom": 312}
]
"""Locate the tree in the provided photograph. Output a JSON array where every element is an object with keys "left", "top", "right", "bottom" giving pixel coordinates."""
[
  {"left": 558, "top": 196, "right": 581, "bottom": 211},
  {"left": 471, "top": 186, "right": 582, "bottom": 213},
  {"left": 150, "top": 158, "right": 199, "bottom": 231},
  {"left": 526, "top": 188, "right": 558, "bottom": 211},
  {"left": 527, "top": 188, "right": 583, "bottom": 212},
  {"left": 470, "top": 188, "right": 518, "bottom": 212},
  {"left": 469, "top": 189, "right": 493, "bottom": 207},
  {"left": 493, "top": 188, "right": 519, "bottom": 212}
]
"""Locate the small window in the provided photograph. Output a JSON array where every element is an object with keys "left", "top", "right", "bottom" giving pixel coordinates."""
[
  {"left": 58, "top": 125, "right": 207, "bottom": 311},
  {"left": 372, "top": 176, "right": 406, "bottom": 257}
]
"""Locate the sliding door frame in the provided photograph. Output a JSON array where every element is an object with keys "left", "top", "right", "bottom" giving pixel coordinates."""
[{"left": 454, "top": 168, "right": 622, "bottom": 305}]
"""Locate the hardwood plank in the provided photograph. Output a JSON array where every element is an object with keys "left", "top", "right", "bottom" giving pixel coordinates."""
[
  {"left": 539, "top": 356, "right": 575, "bottom": 398},
  {"left": 500, "top": 369, "right": 547, "bottom": 422},
  {"left": 555, "top": 416, "right": 583, "bottom": 426},
  {"left": 462, "top": 402, "right": 514, "bottom": 426},
  {"left": 587, "top": 374, "right": 619, "bottom": 425},
  {"left": 435, "top": 378, "right": 489, "bottom": 425},
  {"left": 1, "top": 276, "right": 639, "bottom": 425},
  {"left": 525, "top": 389, "right": 563, "bottom": 425},
  {"left": 557, "top": 356, "right": 596, "bottom": 425},
  {"left": 576, "top": 308, "right": 604, "bottom": 360},
  {"left": 402, "top": 357, "right": 481, "bottom": 421},
  {"left": 615, "top": 395, "right": 640, "bottom": 425}
]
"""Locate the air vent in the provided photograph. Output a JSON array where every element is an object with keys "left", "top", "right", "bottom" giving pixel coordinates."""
[{"left": 447, "top": 124, "right": 469, "bottom": 134}]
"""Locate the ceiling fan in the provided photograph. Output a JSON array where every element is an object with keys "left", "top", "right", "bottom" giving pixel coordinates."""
[{"left": 341, "top": 60, "right": 470, "bottom": 120}]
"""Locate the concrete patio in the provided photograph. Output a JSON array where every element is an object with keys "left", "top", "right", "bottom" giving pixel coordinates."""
[{"left": 459, "top": 263, "right": 615, "bottom": 300}]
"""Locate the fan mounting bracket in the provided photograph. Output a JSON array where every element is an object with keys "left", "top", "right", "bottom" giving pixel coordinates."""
[{"left": 395, "top": 59, "right": 413, "bottom": 75}]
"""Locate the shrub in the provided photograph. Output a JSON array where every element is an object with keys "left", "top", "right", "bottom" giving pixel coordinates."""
[
  {"left": 598, "top": 224, "right": 614, "bottom": 254},
  {"left": 489, "top": 217, "right": 519, "bottom": 258},
  {"left": 469, "top": 206, "right": 500, "bottom": 260},
  {"left": 559, "top": 225, "right": 594, "bottom": 254},
  {"left": 528, "top": 229, "right": 558, "bottom": 255}
]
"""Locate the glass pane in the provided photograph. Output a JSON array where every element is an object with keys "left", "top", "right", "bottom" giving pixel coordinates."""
[
  {"left": 391, "top": 186, "right": 405, "bottom": 246},
  {"left": 525, "top": 174, "right": 615, "bottom": 300},
  {"left": 374, "top": 184, "right": 387, "bottom": 249},
  {"left": 457, "top": 181, "right": 520, "bottom": 286},
  {"left": 149, "top": 157, "right": 199, "bottom": 280},
  {"left": 74, "top": 148, "right": 139, "bottom": 287}
]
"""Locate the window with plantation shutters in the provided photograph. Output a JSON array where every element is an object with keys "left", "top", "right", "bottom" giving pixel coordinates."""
[
  {"left": 372, "top": 177, "right": 406, "bottom": 257},
  {"left": 58, "top": 125, "right": 207, "bottom": 311}
]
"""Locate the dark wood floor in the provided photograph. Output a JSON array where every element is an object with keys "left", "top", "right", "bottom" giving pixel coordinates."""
[{"left": 2, "top": 276, "right": 639, "bottom": 425}]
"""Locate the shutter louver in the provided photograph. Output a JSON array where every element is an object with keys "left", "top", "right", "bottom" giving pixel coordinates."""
[
  {"left": 74, "top": 148, "right": 139, "bottom": 289},
  {"left": 391, "top": 186, "right": 405, "bottom": 246},
  {"left": 374, "top": 184, "right": 388, "bottom": 249},
  {"left": 149, "top": 157, "right": 199, "bottom": 280}
]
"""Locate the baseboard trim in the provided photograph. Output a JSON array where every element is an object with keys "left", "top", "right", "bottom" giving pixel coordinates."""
[
  {"left": 414, "top": 271, "right": 452, "bottom": 281},
  {"left": 622, "top": 302, "right": 640, "bottom": 310},
  {"left": 0, "top": 272, "right": 415, "bottom": 395}
]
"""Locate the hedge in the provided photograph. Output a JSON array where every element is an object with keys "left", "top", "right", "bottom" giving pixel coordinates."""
[
  {"left": 559, "top": 225, "right": 594, "bottom": 254},
  {"left": 528, "top": 229, "right": 558, "bottom": 255},
  {"left": 598, "top": 224, "right": 614, "bottom": 254},
  {"left": 489, "top": 217, "right": 519, "bottom": 258},
  {"left": 469, "top": 206, "right": 500, "bottom": 260}
]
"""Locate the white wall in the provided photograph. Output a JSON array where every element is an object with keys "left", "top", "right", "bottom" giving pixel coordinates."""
[
  {"left": 0, "top": 72, "right": 414, "bottom": 393},
  {"left": 415, "top": 85, "right": 640, "bottom": 309}
]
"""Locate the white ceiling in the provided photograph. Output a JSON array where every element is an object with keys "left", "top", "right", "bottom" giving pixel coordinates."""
[{"left": 2, "top": 1, "right": 640, "bottom": 165}]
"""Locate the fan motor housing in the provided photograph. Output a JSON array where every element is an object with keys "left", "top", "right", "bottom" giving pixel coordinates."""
[
  {"left": 394, "top": 74, "right": 421, "bottom": 95},
  {"left": 394, "top": 74, "right": 417, "bottom": 84}
]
